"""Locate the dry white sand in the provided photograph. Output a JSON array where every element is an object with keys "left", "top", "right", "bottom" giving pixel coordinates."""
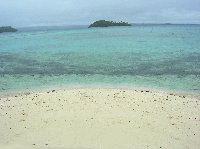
[{"left": 0, "top": 88, "right": 199, "bottom": 149}]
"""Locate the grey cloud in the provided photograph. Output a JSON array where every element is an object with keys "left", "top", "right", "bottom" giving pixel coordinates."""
[{"left": 0, "top": 0, "right": 200, "bottom": 27}]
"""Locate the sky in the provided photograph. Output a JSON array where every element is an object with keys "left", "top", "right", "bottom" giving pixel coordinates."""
[{"left": 0, "top": 0, "right": 200, "bottom": 27}]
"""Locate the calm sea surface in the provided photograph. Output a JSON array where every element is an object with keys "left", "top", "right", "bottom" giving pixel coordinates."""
[{"left": 0, "top": 25, "right": 200, "bottom": 92}]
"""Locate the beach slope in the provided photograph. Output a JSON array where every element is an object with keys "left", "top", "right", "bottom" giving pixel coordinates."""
[{"left": 0, "top": 88, "right": 199, "bottom": 149}]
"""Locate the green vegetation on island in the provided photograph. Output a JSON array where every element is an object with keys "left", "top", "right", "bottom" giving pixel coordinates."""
[
  {"left": 88, "top": 20, "right": 131, "bottom": 28},
  {"left": 0, "top": 26, "right": 17, "bottom": 33}
]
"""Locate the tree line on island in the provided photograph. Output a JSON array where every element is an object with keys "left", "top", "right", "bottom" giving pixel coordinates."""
[
  {"left": 0, "top": 26, "right": 17, "bottom": 33},
  {"left": 89, "top": 20, "right": 131, "bottom": 28},
  {"left": 0, "top": 20, "right": 131, "bottom": 33}
]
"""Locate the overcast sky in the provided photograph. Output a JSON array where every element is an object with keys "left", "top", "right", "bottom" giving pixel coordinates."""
[{"left": 0, "top": 0, "right": 200, "bottom": 27}]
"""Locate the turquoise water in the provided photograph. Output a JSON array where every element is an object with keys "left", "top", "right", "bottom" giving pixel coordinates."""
[{"left": 0, "top": 25, "right": 200, "bottom": 92}]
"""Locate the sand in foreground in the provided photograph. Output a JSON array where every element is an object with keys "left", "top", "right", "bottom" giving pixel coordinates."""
[{"left": 0, "top": 88, "right": 199, "bottom": 149}]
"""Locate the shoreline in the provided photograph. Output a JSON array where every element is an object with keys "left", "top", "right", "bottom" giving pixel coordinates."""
[{"left": 0, "top": 85, "right": 199, "bottom": 99}]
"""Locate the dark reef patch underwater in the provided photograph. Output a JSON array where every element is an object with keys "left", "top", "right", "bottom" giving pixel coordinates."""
[{"left": 0, "top": 52, "right": 200, "bottom": 76}]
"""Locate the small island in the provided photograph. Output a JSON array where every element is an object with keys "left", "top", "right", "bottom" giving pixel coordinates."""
[
  {"left": 0, "top": 26, "right": 17, "bottom": 33},
  {"left": 88, "top": 20, "right": 131, "bottom": 28}
]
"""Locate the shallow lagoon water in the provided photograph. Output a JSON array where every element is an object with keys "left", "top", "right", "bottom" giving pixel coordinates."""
[{"left": 0, "top": 25, "right": 200, "bottom": 92}]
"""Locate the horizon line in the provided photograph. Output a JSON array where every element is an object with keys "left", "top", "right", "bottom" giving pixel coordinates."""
[{"left": 12, "top": 22, "right": 200, "bottom": 28}]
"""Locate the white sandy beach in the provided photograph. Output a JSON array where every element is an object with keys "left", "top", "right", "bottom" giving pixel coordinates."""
[{"left": 0, "top": 88, "right": 199, "bottom": 149}]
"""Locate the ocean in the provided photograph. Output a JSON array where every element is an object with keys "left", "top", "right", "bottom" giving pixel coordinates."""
[{"left": 0, "top": 24, "right": 200, "bottom": 92}]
